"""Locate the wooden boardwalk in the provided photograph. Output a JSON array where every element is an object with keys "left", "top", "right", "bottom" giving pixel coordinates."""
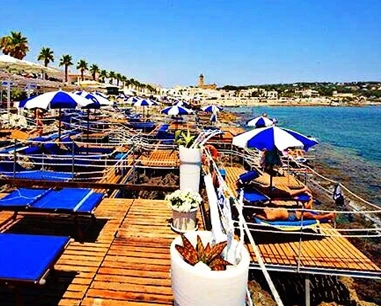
[
  {"left": 248, "top": 223, "right": 380, "bottom": 276},
  {"left": 142, "top": 150, "right": 179, "bottom": 168},
  {"left": 0, "top": 198, "right": 199, "bottom": 305},
  {"left": 0, "top": 192, "right": 379, "bottom": 305}
]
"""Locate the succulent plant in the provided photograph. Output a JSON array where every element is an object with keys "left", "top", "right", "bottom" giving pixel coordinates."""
[{"left": 175, "top": 234, "right": 232, "bottom": 271}]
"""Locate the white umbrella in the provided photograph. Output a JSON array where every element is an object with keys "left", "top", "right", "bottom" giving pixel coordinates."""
[
  {"left": 201, "top": 105, "right": 222, "bottom": 113},
  {"left": 0, "top": 54, "right": 59, "bottom": 74},
  {"left": 246, "top": 116, "right": 274, "bottom": 128},
  {"left": 20, "top": 90, "right": 92, "bottom": 138},
  {"left": 232, "top": 126, "right": 318, "bottom": 152},
  {"left": 161, "top": 105, "right": 193, "bottom": 115}
]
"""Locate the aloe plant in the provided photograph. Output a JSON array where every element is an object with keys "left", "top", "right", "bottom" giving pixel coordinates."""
[
  {"left": 175, "top": 234, "right": 232, "bottom": 271},
  {"left": 175, "top": 129, "right": 196, "bottom": 148}
]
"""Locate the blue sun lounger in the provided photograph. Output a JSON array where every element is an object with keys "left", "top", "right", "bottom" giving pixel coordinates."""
[
  {"left": 0, "top": 233, "right": 70, "bottom": 285},
  {"left": 1, "top": 170, "right": 74, "bottom": 182},
  {"left": 253, "top": 216, "right": 320, "bottom": 232},
  {"left": 60, "top": 136, "right": 114, "bottom": 154},
  {"left": 0, "top": 188, "right": 104, "bottom": 240}
]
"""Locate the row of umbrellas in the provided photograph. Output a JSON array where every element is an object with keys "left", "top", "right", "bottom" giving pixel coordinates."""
[{"left": 18, "top": 90, "right": 225, "bottom": 136}]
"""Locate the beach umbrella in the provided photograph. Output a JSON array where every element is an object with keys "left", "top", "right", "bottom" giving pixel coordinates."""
[
  {"left": 201, "top": 105, "right": 223, "bottom": 113},
  {"left": 173, "top": 100, "right": 190, "bottom": 108},
  {"left": 20, "top": 90, "right": 92, "bottom": 138},
  {"left": 0, "top": 54, "right": 60, "bottom": 74},
  {"left": 161, "top": 105, "right": 193, "bottom": 116},
  {"left": 133, "top": 98, "right": 156, "bottom": 119},
  {"left": 232, "top": 126, "right": 318, "bottom": 152},
  {"left": 210, "top": 112, "right": 218, "bottom": 123},
  {"left": 233, "top": 126, "right": 318, "bottom": 200},
  {"left": 126, "top": 96, "right": 139, "bottom": 104},
  {"left": 246, "top": 116, "right": 274, "bottom": 128},
  {"left": 133, "top": 98, "right": 155, "bottom": 107},
  {"left": 76, "top": 90, "right": 113, "bottom": 106}
]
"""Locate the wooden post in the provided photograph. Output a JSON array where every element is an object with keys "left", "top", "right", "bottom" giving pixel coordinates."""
[{"left": 305, "top": 275, "right": 310, "bottom": 306}]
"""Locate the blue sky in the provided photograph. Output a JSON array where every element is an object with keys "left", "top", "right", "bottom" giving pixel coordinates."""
[{"left": 1, "top": 0, "right": 381, "bottom": 87}]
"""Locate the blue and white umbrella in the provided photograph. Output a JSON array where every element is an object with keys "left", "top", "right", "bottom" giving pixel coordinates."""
[
  {"left": 201, "top": 105, "right": 222, "bottom": 113},
  {"left": 232, "top": 126, "right": 318, "bottom": 152},
  {"left": 126, "top": 96, "right": 139, "bottom": 104},
  {"left": 75, "top": 90, "right": 113, "bottom": 106},
  {"left": 233, "top": 126, "right": 318, "bottom": 201},
  {"left": 173, "top": 100, "right": 190, "bottom": 108},
  {"left": 133, "top": 98, "right": 155, "bottom": 107},
  {"left": 20, "top": 90, "right": 92, "bottom": 138},
  {"left": 161, "top": 105, "right": 193, "bottom": 116},
  {"left": 246, "top": 116, "right": 274, "bottom": 128}
]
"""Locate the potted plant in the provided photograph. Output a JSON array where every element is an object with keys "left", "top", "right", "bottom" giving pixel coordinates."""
[
  {"left": 170, "top": 231, "right": 250, "bottom": 306},
  {"left": 175, "top": 129, "right": 202, "bottom": 192},
  {"left": 166, "top": 189, "right": 202, "bottom": 232}
]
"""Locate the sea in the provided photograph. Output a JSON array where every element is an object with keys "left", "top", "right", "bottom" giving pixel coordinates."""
[{"left": 227, "top": 105, "right": 381, "bottom": 205}]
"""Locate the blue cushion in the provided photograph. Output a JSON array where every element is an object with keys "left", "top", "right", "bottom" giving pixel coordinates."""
[
  {"left": 238, "top": 170, "right": 259, "bottom": 184},
  {"left": 254, "top": 217, "right": 317, "bottom": 227},
  {"left": 0, "top": 233, "right": 69, "bottom": 282},
  {"left": 243, "top": 189, "right": 269, "bottom": 202}
]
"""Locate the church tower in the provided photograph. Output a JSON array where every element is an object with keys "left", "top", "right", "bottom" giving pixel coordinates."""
[{"left": 198, "top": 74, "right": 204, "bottom": 87}]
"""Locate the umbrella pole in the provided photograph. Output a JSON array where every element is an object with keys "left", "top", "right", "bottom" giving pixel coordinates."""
[
  {"left": 58, "top": 108, "right": 62, "bottom": 139},
  {"left": 269, "top": 165, "right": 273, "bottom": 205},
  {"left": 87, "top": 109, "right": 90, "bottom": 154}
]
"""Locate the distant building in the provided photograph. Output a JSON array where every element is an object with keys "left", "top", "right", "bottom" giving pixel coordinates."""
[{"left": 197, "top": 74, "right": 217, "bottom": 90}]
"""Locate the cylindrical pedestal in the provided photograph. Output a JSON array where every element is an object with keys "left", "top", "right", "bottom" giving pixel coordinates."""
[{"left": 179, "top": 146, "right": 202, "bottom": 193}]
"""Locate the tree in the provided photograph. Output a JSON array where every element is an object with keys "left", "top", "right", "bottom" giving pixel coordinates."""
[
  {"left": 37, "top": 47, "right": 54, "bottom": 67},
  {"left": 108, "top": 71, "right": 116, "bottom": 84},
  {"left": 89, "top": 64, "right": 100, "bottom": 81},
  {"left": 115, "top": 73, "right": 122, "bottom": 86},
  {"left": 99, "top": 70, "right": 108, "bottom": 83},
  {"left": 59, "top": 54, "right": 73, "bottom": 83},
  {"left": 76, "top": 59, "right": 88, "bottom": 81},
  {"left": 121, "top": 75, "right": 128, "bottom": 88},
  {"left": 0, "top": 31, "right": 29, "bottom": 59}
]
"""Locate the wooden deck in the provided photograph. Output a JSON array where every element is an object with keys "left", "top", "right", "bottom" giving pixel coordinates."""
[
  {"left": 248, "top": 223, "right": 381, "bottom": 277},
  {"left": 0, "top": 198, "right": 203, "bottom": 305},
  {"left": 142, "top": 150, "right": 179, "bottom": 168},
  {"left": 0, "top": 192, "right": 379, "bottom": 305}
]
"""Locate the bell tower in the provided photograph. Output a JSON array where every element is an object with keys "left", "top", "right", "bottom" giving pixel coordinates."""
[{"left": 198, "top": 74, "right": 204, "bottom": 87}]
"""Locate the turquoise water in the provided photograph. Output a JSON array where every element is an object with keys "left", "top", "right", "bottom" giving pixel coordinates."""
[{"left": 227, "top": 105, "right": 381, "bottom": 205}]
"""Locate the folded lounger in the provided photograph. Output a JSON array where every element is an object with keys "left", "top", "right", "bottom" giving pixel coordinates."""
[
  {"left": 253, "top": 217, "right": 320, "bottom": 232},
  {"left": 60, "top": 136, "right": 113, "bottom": 154},
  {"left": 0, "top": 233, "right": 70, "bottom": 285}
]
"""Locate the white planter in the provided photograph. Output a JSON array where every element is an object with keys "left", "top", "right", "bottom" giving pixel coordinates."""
[
  {"left": 170, "top": 231, "right": 250, "bottom": 306},
  {"left": 171, "top": 208, "right": 198, "bottom": 233},
  {"left": 179, "top": 146, "right": 202, "bottom": 193}
]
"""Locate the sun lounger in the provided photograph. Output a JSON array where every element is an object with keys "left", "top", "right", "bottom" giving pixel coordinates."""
[
  {"left": 253, "top": 217, "right": 320, "bottom": 232},
  {"left": 242, "top": 188, "right": 270, "bottom": 203},
  {"left": 0, "top": 233, "right": 70, "bottom": 285},
  {"left": 238, "top": 169, "right": 311, "bottom": 203},
  {"left": 0, "top": 187, "right": 103, "bottom": 214},
  {"left": 0, "top": 188, "right": 104, "bottom": 240},
  {"left": 1, "top": 170, "right": 74, "bottom": 181},
  {"left": 61, "top": 136, "right": 114, "bottom": 154}
]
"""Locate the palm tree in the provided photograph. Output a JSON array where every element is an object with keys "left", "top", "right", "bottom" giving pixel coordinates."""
[
  {"left": 0, "top": 31, "right": 29, "bottom": 59},
  {"left": 121, "top": 75, "right": 128, "bottom": 88},
  {"left": 89, "top": 64, "right": 100, "bottom": 81},
  {"left": 108, "top": 71, "right": 116, "bottom": 85},
  {"left": 99, "top": 70, "right": 108, "bottom": 83},
  {"left": 38, "top": 47, "right": 54, "bottom": 67},
  {"left": 115, "top": 73, "right": 122, "bottom": 87},
  {"left": 76, "top": 59, "right": 88, "bottom": 81},
  {"left": 59, "top": 54, "right": 73, "bottom": 83}
]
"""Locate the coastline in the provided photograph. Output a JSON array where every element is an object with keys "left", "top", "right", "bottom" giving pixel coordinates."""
[{"left": 206, "top": 98, "right": 381, "bottom": 108}]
